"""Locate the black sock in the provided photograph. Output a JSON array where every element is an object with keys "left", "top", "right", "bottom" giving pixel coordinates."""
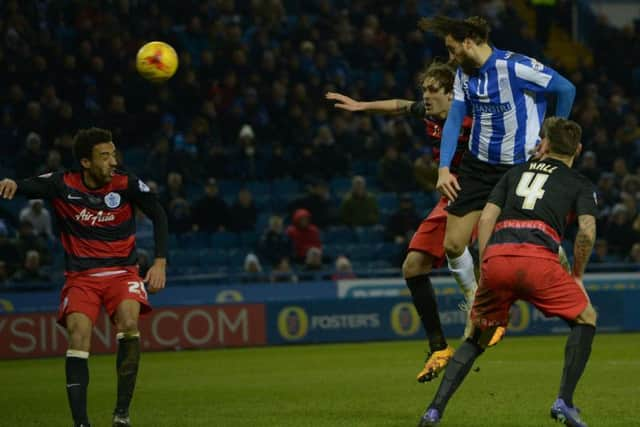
[
  {"left": 406, "top": 274, "right": 447, "bottom": 352},
  {"left": 559, "top": 324, "right": 595, "bottom": 407},
  {"left": 430, "top": 340, "right": 483, "bottom": 414},
  {"left": 66, "top": 351, "right": 89, "bottom": 425},
  {"left": 115, "top": 334, "right": 141, "bottom": 415}
]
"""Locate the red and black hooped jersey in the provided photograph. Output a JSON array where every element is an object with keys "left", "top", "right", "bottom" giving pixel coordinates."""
[
  {"left": 486, "top": 158, "right": 597, "bottom": 253},
  {"left": 16, "top": 170, "right": 168, "bottom": 274},
  {"left": 410, "top": 100, "right": 472, "bottom": 170}
]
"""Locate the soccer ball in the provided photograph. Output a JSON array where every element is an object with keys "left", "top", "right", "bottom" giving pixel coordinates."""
[{"left": 136, "top": 41, "right": 178, "bottom": 82}]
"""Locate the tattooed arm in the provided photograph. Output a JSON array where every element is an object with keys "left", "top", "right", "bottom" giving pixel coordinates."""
[{"left": 572, "top": 214, "right": 596, "bottom": 281}]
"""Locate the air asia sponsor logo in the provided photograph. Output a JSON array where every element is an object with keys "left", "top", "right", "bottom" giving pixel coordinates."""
[
  {"left": 0, "top": 304, "right": 266, "bottom": 358},
  {"left": 277, "top": 306, "right": 380, "bottom": 341},
  {"left": 75, "top": 208, "right": 116, "bottom": 225}
]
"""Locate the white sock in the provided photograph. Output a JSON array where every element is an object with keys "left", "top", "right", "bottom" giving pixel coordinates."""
[{"left": 447, "top": 247, "right": 478, "bottom": 295}]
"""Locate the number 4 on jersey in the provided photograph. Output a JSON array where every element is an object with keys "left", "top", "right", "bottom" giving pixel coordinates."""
[{"left": 516, "top": 172, "right": 549, "bottom": 210}]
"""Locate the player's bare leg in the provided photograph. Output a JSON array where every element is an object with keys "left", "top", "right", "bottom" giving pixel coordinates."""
[
  {"left": 403, "top": 251, "right": 454, "bottom": 382},
  {"left": 112, "top": 300, "right": 142, "bottom": 427},
  {"left": 65, "top": 312, "right": 93, "bottom": 427},
  {"left": 444, "top": 211, "right": 481, "bottom": 338},
  {"left": 551, "top": 304, "right": 597, "bottom": 427}
]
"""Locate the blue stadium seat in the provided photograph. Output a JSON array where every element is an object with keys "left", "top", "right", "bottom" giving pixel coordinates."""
[
  {"left": 271, "top": 179, "right": 300, "bottom": 197},
  {"left": 217, "top": 180, "right": 243, "bottom": 198},
  {"left": 323, "top": 226, "right": 356, "bottom": 244},
  {"left": 354, "top": 225, "right": 385, "bottom": 244},
  {"left": 210, "top": 232, "right": 239, "bottom": 249},
  {"left": 199, "top": 248, "right": 228, "bottom": 266},
  {"left": 245, "top": 181, "right": 270, "bottom": 196},
  {"left": 239, "top": 231, "right": 259, "bottom": 249},
  {"left": 169, "top": 249, "right": 198, "bottom": 267},
  {"left": 377, "top": 192, "right": 399, "bottom": 211},
  {"left": 177, "top": 232, "right": 209, "bottom": 249},
  {"left": 330, "top": 177, "right": 353, "bottom": 196}
]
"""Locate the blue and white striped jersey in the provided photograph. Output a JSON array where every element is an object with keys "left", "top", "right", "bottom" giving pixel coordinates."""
[{"left": 453, "top": 48, "right": 557, "bottom": 165}]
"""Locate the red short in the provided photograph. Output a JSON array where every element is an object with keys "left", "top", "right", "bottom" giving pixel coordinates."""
[
  {"left": 408, "top": 197, "right": 449, "bottom": 268},
  {"left": 471, "top": 247, "right": 589, "bottom": 330},
  {"left": 58, "top": 268, "right": 152, "bottom": 326}
]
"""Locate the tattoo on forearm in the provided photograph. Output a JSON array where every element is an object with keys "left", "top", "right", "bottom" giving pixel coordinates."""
[{"left": 573, "top": 216, "right": 596, "bottom": 277}]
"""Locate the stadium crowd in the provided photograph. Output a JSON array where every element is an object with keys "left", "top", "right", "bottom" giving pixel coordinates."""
[{"left": 0, "top": 0, "right": 639, "bottom": 286}]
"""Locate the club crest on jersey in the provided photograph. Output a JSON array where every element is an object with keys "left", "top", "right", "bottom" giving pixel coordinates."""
[{"left": 104, "top": 192, "right": 121, "bottom": 208}]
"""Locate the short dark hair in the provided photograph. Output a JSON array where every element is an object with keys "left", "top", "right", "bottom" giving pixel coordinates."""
[
  {"left": 73, "top": 127, "right": 113, "bottom": 166},
  {"left": 543, "top": 117, "right": 582, "bottom": 156},
  {"left": 419, "top": 16, "right": 490, "bottom": 44},
  {"left": 418, "top": 61, "right": 456, "bottom": 93}
]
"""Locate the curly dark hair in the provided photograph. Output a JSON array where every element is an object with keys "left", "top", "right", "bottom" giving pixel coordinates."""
[{"left": 72, "top": 127, "right": 113, "bottom": 166}]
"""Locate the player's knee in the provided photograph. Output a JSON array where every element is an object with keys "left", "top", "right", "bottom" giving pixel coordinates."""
[
  {"left": 443, "top": 236, "right": 465, "bottom": 258},
  {"left": 402, "top": 252, "right": 431, "bottom": 278},
  {"left": 116, "top": 317, "right": 139, "bottom": 334},
  {"left": 574, "top": 304, "right": 597, "bottom": 327}
]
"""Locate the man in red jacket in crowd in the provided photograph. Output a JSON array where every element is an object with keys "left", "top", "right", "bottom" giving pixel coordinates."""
[{"left": 286, "top": 209, "right": 322, "bottom": 264}]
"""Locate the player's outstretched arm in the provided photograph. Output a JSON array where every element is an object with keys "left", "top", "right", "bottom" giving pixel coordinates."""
[
  {"left": 477, "top": 202, "right": 502, "bottom": 261},
  {"left": 0, "top": 175, "right": 56, "bottom": 200},
  {"left": 572, "top": 214, "right": 596, "bottom": 284},
  {"left": 547, "top": 73, "right": 576, "bottom": 118},
  {"left": 325, "top": 92, "right": 414, "bottom": 115}
]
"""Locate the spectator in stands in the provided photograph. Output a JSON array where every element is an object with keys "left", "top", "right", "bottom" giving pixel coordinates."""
[
  {"left": 612, "top": 157, "right": 629, "bottom": 187},
  {"left": 160, "top": 172, "right": 192, "bottom": 234},
  {"left": 0, "top": 261, "right": 9, "bottom": 286},
  {"left": 145, "top": 137, "right": 172, "bottom": 183},
  {"left": 242, "top": 253, "right": 267, "bottom": 282},
  {"left": 286, "top": 209, "right": 322, "bottom": 264},
  {"left": 271, "top": 258, "right": 298, "bottom": 283},
  {"left": 15, "top": 132, "right": 45, "bottom": 179},
  {"left": 378, "top": 144, "right": 415, "bottom": 192},
  {"left": 136, "top": 248, "right": 151, "bottom": 278},
  {"left": 37, "top": 149, "right": 65, "bottom": 175},
  {"left": 290, "top": 179, "right": 336, "bottom": 228},
  {"left": 233, "top": 124, "right": 262, "bottom": 180},
  {"left": 259, "top": 215, "right": 293, "bottom": 267},
  {"left": 229, "top": 188, "right": 258, "bottom": 232},
  {"left": 605, "top": 204, "right": 638, "bottom": 256},
  {"left": 135, "top": 208, "right": 154, "bottom": 242},
  {"left": 19, "top": 199, "right": 54, "bottom": 240},
  {"left": 265, "top": 144, "right": 293, "bottom": 179},
  {"left": 414, "top": 147, "right": 439, "bottom": 193},
  {"left": 628, "top": 243, "right": 640, "bottom": 264},
  {"left": 303, "top": 247, "right": 324, "bottom": 271},
  {"left": 340, "top": 176, "right": 379, "bottom": 227},
  {"left": 12, "top": 250, "right": 50, "bottom": 283},
  {"left": 160, "top": 172, "right": 187, "bottom": 209},
  {"left": 192, "top": 178, "right": 230, "bottom": 232},
  {"left": 312, "top": 125, "right": 350, "bottom": 179},
  {"left": 578, "top": 151, "right": 601, "bottom": 183},
  {"left": 0, "top": 223, "right": 20, "bottom": 276},
  {"left": 385, "top": 194, "right": 421, "bottom": 245},
  {"left": 332, "top": 255, "right": 356, "bottom": 280},
  {"left": 15, "top": 220, "right": 50, "bottom": 265},
  {"left": 615, "top": 113, "right": 640, "bottom": 157},
  {"left": 592, "top": 239, "right": 615, "bottom": 263}
]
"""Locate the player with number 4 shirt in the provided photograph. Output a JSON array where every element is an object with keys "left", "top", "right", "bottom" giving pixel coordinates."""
[{"left": 0, "top": 128, "right": 168, "bottom": 427}]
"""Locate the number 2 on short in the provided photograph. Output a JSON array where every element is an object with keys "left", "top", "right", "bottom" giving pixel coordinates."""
[
  {"left": 128, "top": 281, "right": 147, "bottom": 298},
  {"left": 515, "top": 172, "right": 549, "bottom": 210}
]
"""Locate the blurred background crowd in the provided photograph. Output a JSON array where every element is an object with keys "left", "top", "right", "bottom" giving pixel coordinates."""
[{"left": 0, "top": 0, "right": 639, "bottom": 288}]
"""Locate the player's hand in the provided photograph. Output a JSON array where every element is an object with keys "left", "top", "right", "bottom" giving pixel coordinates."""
[
  {"left": 0, "top": 178, "right": 18, "bottom": 199},
  {"left": 436, "top": 167, "right": 461, "bottom": 201},
  {"left": 144, "top": 258, "right": 166, "bottom": 294},
  {"left": 325, "top": 92, "right": 365, "bottom": 112}
]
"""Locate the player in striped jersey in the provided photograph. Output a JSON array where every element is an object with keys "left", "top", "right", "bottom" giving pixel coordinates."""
[
  {"left": 0, "top": 128, "right": 168, "bottom": 427},
  {"left": 326, "top": 62, "right": 473, "bottom": 382},
  {"left": 419, "top": 16, "right": 576, "bottom": 317}
]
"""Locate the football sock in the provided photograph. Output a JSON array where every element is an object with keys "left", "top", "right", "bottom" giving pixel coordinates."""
[
  {"left": 66, "top": 350, "right": 90, "bottom": 425},
  {"left": 447, "top": 247, "right": 477, "bottom": 295},
  {"left": 115, "top": 332, "right": 141, "bottom": 415},
  {"left": 558, "top": 324, "right": 595, "bottom": 407},
  {"left": 406, "top": 275, "right": 447, "bottom": 352},
  {"left": 430, "top": 340, "right": 483, "bottom": 414}
]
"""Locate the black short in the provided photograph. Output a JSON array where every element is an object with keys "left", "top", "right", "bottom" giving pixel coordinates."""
[{"left": 446, "top": 153, "right": 514, "bottom": 216}]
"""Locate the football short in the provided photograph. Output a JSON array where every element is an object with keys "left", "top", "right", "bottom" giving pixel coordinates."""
[
  {"left": 446, "top": 153, "right": 513, "bottom": 217},
  {"left": 471, "top": 248, "right": 589, "bottom": 330},
  {"left": 408, "top": 197, "right": 448, "bottom": 268},
  {"left": 58, "top": 267, "right": 152, "bottom": 326}
]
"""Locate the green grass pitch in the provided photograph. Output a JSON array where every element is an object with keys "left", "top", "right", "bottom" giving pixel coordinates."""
[{"left": 2, "top": 333, "right": 638, "bottom": 426}]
